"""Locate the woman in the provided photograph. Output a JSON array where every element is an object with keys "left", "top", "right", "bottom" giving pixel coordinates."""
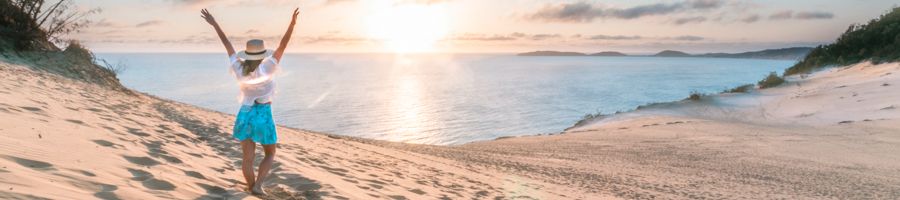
[{"left": 201, "top": 8, "right": 298, "bottom": 195}]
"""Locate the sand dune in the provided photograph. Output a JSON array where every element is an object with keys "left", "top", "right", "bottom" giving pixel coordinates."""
[
  {"left": 2, "top": 57, "right": 899, "bottom": 199},
  {"left": 0, "top": 61, "right": 588, "bottom": 199},
  {"left": 384, "top": 62, "right": 900, "bottom": 199}
]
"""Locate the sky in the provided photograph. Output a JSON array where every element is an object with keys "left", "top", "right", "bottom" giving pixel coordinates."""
[{"left": 71, "top": 0, "right": 898, "bottom": 54}]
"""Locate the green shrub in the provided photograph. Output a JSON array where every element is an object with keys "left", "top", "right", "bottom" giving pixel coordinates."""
[
  {"left": 568, "top": 111, "right": 606, "bottom": 130},
  {"left": 725, "top": 84, "right": 755, "bottom": 93},
  {"left": 785, "top": 7, "right": 900, "bottom": 75},
  {"left": 63, "top": 41, "right": 93, "bottom": 61},
  {"left": 758, "top": 72, "right": 785, "bottom": 89},
  {"left": 686, "top": 91, "right": 703, "bottom": 101}
]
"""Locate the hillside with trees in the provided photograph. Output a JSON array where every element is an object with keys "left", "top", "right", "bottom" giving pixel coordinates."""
[{"left": 786, "top": 7, "right": 900, "bottom": 75}]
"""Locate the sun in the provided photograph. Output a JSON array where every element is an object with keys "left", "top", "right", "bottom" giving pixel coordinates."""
[{"left": 365, "top": 3, "right": 449, "bottom": 53}]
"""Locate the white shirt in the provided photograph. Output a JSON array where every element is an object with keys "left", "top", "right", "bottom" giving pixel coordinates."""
[{"left": 229, "top": 55, "right": 280, "bottom": 105}]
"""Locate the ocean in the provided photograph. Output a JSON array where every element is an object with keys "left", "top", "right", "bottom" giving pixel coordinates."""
[{"left": 96, "top": 53, "right": 794, "bottom": 145}]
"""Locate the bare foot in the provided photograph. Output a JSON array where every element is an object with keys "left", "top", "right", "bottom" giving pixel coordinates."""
[{"left": 251, "top": 184, "right": 267, "bottom": 196}]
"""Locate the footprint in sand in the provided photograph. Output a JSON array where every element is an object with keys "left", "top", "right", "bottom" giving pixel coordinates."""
[
  {"left": 183, "top": 170, "right": 206, "bottom": 180},
  {"left": 408, "top": 188, "right": 426, "bottom": 195},
  {"left": 84, "top": 183, "right": 120, "bottom": 200},
  {"left": 124, "top": 127, "right": 150, "bottom": 137},
  {"left": 3, "top": 155, "right": 55, "bottom": 171},
  {"left": 127, "top": 168, "right": 176, "bottom": 191},
  {"left": 92, "top": 140, "right": 120, "bottom": 148},
  {"left": 127, "top": 168, "right": 153, "bottom": 181},
  {"left": 122, "top": 156, "right": 160, "bottom": 167},
  {"left": 142, "top": 178, "right": 176, "bottom": 191},
  {"left": 195, "top": 183, "right": 229, "bottom": 198},
  {"left": 18, "top": 106, "right": 42, "bottom": 112},
  {"left": 71, "top": 169, "right": 96, "bottom": 177}
]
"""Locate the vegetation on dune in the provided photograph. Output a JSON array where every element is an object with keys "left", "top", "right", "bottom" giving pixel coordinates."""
[
  {"left": 571, "top": 8, "right": 900, "bottom": 128},
  {"left": 567, "top": 111, "right": 607, "bottom": 131},
  {"left": 725, "top": 84, "right": 755, "bottom": 93},
  {"left": 785, "top": 7, "right": 900, "bottom": 75},
  {"left": 757, "top": 72, "right": 785, "bottom": 89},
  {"left": 1, "top": 0, "right": 126, "bottom": 90},
  {"left": 686, "top": 91, "right": 704, "bottom": 101},
  {"left": 0, "top": 0, "right": 50, "bottom": 50},
  {"left": 1, "top": 0, "right": 99, "bottom": 51}
]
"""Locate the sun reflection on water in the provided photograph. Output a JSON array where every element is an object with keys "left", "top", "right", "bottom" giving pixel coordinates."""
[{"left": 388, "top": 56, "right": 426, "bottom": 142}]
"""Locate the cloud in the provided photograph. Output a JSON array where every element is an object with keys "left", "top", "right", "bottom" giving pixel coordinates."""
[
  {"left": 669, "top": 35, "right": 705, "bottom": 41},
  {"left": 446, "top": 32, "right": 704, "bottom": 42},
  {"left": 529, "top": 34, "right": 562, "bottom": 40},
  {"left": 741, "top": 14, "right": 760, "bottom": 23},
  {"left": 324, "top": 0, "right": 451, "bottom": 6},
  {"left": 524, "top": 0, "right": 724, "bottom": 23},
  {"left": 795, "top": 11, "right": 834, "bottom": 20},
  {"left": 396, "top": 0, "right": 452, "bottom": 5},
  {"left": 768, "top": 10, "right": 793, "bottom": 20},
  {"left": 168, "top": 0, "right": 297, "bottom": 8},
  {"left": 135, "top": 20, "right": 165, "bottom": 28},
  {"left": 93, "top": 19, "right": 127, "bottom": 28},
  {"left": 451, "top": 33, "right": 517, "bottom": 41},
  {"left": 300, "top": 35, "right": 371, "bottom": 44},
  {"left": 588, "top": 35, "right": 642, "bottom": 40},
  {"left": 324, "top": 0, "right": 354, "bottom": 5},
  {"left": 167, "top": 0, "right": 215, "bottom": 7},
  {"left": 673, "top": 16, "right": 707, "bottom": 25},
  {"left": 769, "top": 10, "right": 834, "bottom": 20}
]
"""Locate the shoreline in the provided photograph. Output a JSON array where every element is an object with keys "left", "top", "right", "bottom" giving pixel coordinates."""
[{"left": 100, "top": 53, "right": 794, "bottom": 146}]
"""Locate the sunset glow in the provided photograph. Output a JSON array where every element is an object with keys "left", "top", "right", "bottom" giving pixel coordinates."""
[
  {"left": 70, "top": 0, "right": 898, "bottom": 53},
  {"left": 365, "top": 2, "right": 449, "bottom": 53}
]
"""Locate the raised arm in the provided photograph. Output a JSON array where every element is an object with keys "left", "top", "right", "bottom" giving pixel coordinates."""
[
  {"left": 273, "top": 8, "right": 299, "bottom": 62},
  {"left": 201, "top": 9, "right": 236, "bottom": 57}
]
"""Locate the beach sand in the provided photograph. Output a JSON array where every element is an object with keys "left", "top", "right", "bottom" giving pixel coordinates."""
[
  {"left": 1, "top": 57, "right": 899, "bottom": 199},
  {"left": 0, "top": 59, "right": 586, "bottom": 199},
  {"left": 385, "top": 62, "right": 900, "bottom": 199}
]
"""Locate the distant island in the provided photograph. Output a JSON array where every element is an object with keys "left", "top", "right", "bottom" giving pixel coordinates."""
[
  {"left": 518, "top": 47, "right": 814, "bottom": 60},
  {"left": 590, "top": 51, "right": 628, "bottom": 56},
  {"left": 517, "top": 51, "right": 586, "bottom": 56},
  {"left": 654, "top": 50, "right": 692, "bottom": 57}
]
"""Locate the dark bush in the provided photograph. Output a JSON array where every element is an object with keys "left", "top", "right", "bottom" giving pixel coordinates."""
[
  {"left": 725, "top": 84, "right": 755, "bottom": 93},
  {"left": 758, "top": 72, "right": 785, "bottom": 89},
  {"left": 63, "top": 41, "right": 92, "bottom": 61},
  {"left": 686, "top": 91, "right": 703, "bottom": 101},
  {"left": 0, "top": 0, "right": 50, "bottom": 50}
]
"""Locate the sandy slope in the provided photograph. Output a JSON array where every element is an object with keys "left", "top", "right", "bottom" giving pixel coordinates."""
[
  {"left": 378, "top": 62, "right": 900, "bottom": 199},
  {"left": 3, "top": 57, "right": 899, "bottom": 199},
  {"left": 0, "top": 61, "right": 590, "bottom": 199}
]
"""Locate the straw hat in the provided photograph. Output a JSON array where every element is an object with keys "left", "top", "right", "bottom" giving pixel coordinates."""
[{"left": 236, "top": 39, "right": 273, "bottom": 60}]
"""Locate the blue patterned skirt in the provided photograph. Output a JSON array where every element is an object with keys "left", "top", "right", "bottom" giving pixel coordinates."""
[{"left": 233, "top": 103, "right": 277, "bottom": 145}]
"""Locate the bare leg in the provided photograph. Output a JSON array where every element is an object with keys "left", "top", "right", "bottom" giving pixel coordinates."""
[
  {"left": 240, "top": 139, "right": 256, "bottom": 192},
  {"left": 252, "top": 144, "right": 277, "bottom": 195}
]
